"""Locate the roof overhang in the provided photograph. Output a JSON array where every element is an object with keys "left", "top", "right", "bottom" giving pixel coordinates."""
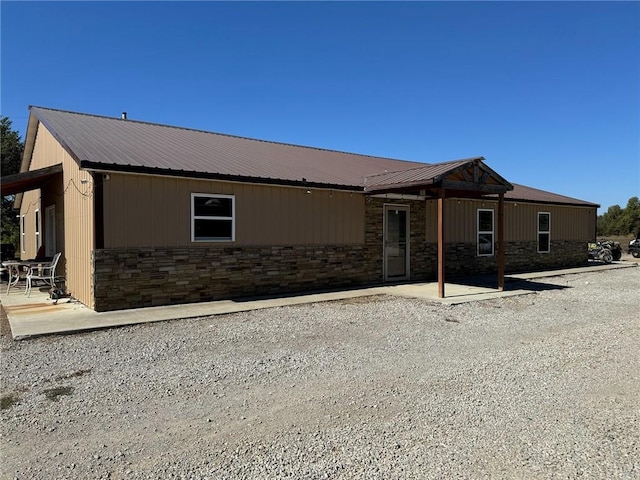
[
  {"left": 1, "top": 164, "right": 63, "bottom": 197},
  {"left": 363, "top": 157, "right": 513, "bottom": 197},
  {"left": 80, "top": 160, "right": 364, "bottom": 192}
]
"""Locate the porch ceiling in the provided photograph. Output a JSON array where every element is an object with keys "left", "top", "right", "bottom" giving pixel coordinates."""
[{"left": 1, "top": 164, "right": 63, "bottom": 196}]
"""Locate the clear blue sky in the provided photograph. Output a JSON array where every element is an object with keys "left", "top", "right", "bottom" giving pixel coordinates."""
[{"left": 2, "top": 1, "right": 638, "bottom": 212}]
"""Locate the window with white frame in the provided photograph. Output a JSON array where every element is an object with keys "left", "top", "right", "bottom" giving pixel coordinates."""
[
  {"left": 477, "top": 209, "right": 494, "bottom": 256},
  {"left": 21, "top": 215, "right": 26, "bottom": 253},
  {"left": 35, "top": 209, "right": 41, "bottom": 251},
  {"left": 538, "top": 212, "right": 550, "bottom": 253},
  {"left": 191, "top": 193, "right": 235, "bottom": 242}
]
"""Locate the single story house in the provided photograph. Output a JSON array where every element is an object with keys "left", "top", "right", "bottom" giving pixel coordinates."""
[{"left": 2, "top": 106, "right": 598, "bottom": 311}]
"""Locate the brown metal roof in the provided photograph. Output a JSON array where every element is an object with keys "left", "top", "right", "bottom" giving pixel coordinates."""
[
  {"left": 30, "top": 106, "right": 426, "bottom": 190},
  {"left": 24, "top": 106, "right": 598, "bottom": 207},
  {"left": 503, "top": 184, "right": 599, "bottom": 207},
  {"left": 364, "top": 158, "right": 476, "bottom": 190},
  {"left": 363, "top": 157, "right": 515, "bottom": 196}
]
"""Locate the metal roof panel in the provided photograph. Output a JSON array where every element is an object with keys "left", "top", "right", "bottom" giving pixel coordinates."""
[
  {"left": 31, "top": 106, "right": 427, "bottom": 188},
  {"left": 503, "top": 184, "right": 599, "bottom": 207},
  {"left": 26, "top": 107, "right": 598, "bottom": 207}
]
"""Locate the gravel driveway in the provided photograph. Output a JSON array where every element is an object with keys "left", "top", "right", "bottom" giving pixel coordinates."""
[{"left": 1, "top": 266, "right": 638, "bottom": 479}]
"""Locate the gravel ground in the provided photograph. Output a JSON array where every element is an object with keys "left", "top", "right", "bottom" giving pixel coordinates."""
[{"left": 1, "top": 266, "right": 638, "bottom": 479}]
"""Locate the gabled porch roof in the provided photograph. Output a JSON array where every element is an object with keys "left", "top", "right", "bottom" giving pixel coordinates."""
[{"left": 364, "top": 157, "right": 513, "bottom": 196}]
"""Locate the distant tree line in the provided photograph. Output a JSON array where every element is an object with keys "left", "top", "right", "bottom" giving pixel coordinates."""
[{"left": 597, "top": 196, "right": 640, "bottom": 237}]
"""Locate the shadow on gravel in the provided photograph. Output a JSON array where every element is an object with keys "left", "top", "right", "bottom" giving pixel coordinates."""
[
  {"left": 506, "top": 278, "right": 570, "bottom": 292},
  {"left": 450, "top": 275, "right": 570, "bottom": 293}
]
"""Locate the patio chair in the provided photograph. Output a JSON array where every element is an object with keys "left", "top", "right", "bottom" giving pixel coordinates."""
[{"left": 25, "top": 252, "right": 61, "bottom": 297}]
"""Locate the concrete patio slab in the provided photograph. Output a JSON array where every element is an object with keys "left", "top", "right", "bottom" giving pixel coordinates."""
[{"left": 1, "top": 261, "right": 635, "bottom": 340}]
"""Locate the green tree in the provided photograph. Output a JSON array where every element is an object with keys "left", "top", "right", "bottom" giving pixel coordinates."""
[
  {"left": 622, "top": 196, "right": 640, "bottom": 235},
  {"left": 597, "top": 196, "right": 640, "bottom": 237},
  {"left": 1, "top": 116, "right": 24, "bottom": 254}
]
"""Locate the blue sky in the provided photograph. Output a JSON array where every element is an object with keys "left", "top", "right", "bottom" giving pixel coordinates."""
[{"left": 2, "top": 1, "right": 638, "bottom": 212}]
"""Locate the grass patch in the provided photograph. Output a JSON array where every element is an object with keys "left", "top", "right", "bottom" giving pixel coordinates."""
[
  {"left": 43, "top": 386, "right": 74, "bottom": 401},
  {"left": 0, "top": 393, "right": 20, "bottom": 410}
]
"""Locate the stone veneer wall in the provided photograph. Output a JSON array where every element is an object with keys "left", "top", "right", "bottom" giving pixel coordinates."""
[
  {"left": 93, "top": 245, "right": 380, "bottom": 312},
  {"left": 363, "top": 197, "right": 433, "bottom": 282},
  {"left": 505, "top": 240, "right": 588, "bottom": 272},
  {"left": 440, "top": 240, "right": 588, "bottom": 277},
  {"left": 92, "top": 195, "right": 588, "bottom": 311}
]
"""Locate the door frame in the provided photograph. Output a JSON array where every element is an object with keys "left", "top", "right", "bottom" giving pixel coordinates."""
[{"left": 383, "top": 203, "right": 410, "bottom": 281}]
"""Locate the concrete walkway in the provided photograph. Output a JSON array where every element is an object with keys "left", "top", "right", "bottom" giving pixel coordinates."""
[{"left": 2, "top": 262, "right": 636, "bottom": 340}]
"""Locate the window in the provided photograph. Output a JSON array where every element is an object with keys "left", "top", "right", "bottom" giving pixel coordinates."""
[
  {"left": 477, "top": 209, "right": 494, "bottom": 256},
  {"left": 538, "top": 212, "right": 550, "bottom": 253},
  {"left": 21, "top": 215, "right": 26, "bottom": 253},
  {"left": 191, "top": 193, "right": 235, "bottom": 242},
  {"left": 35, "top": 209, "right": 41, "bottom": 251}
]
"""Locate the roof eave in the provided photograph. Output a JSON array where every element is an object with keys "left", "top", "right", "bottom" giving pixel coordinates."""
[
  {"left": 79, "top": 161, "right": 365, "bottom": 192},
  {"left": 505, "top": 197, "right": 600, "bottom": 208}
]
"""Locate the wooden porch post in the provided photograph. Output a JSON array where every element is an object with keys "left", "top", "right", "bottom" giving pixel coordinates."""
[
  {"left": 438, "top": 189, "right": 445, "bottom": 298},
  {"left": 497, "top": 192, "right": 505, "bottom": 291}
]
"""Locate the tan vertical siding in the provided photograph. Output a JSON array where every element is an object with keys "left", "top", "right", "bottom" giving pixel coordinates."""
[
  {"left": 102, "top": 173, "right": 365, "bottom": 248},
  {"left": 21, "top": 124, "right": 95, "bottom": 308},
  {"left": 503, "top": 202, "right": 595, "bottom": 241},
  {"left": 425, "top": 199, "right": 490, "bottom": 242},
  {"left": 19, "top": 190, "right": 39, "bottom": 259},
  {"left": 425, "top": 198, "right": 596, "bottom": 243}
]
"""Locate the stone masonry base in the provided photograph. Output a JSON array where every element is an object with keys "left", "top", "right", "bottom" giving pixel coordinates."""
[
  {"left": 93, "top": 245, "right": 379, "bottom": 312},
  {"left": 92, "top": 240, "right": 587, "bottom": 312}
]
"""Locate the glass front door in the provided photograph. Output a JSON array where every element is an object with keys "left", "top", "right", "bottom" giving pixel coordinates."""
[{"left": 384, "top": 205, "right": 409, "bottom": 280}]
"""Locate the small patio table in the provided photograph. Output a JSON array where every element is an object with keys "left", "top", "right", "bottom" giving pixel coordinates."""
[{"left": 2, "top": 260, "right": 44, "bottom": 294}]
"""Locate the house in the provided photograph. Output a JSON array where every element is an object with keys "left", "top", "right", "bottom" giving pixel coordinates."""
[{"left": 2, "top": 106, "right": 598, "bottom": 311}]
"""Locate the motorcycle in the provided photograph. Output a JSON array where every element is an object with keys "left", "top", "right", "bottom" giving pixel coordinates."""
[
  {"left": 599, "top": 239, "right": 622, "bottom": 261},
  {"left": 588, "top": 240, "right": 621, "bottom": 264}
]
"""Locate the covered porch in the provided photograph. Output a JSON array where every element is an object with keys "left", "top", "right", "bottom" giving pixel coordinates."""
[
  {"left": 1, "top": 163, "right": 65, "bottom": 276},
  {"left": 364, "top": 157, "right": 514, "bottom": 297}
]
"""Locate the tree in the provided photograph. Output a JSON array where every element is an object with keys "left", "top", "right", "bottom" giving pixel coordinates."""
[
  {"left": 622, "top": 196, "right": 640, "bottom": 235},
  {"left": 597, "top": 196, "right": 640, "bottom": 237},
  {"left": 1, "top": 116, "right": 24, "bottom": 253}
]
